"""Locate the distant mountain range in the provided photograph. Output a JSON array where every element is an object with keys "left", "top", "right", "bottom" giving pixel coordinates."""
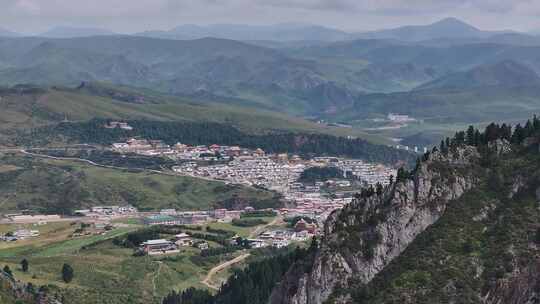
[
  {"left": 353, "top": 17, "right": 504, "bottom": 41},
  {"left": 0, "top": 27, "right": 20, "bottom": 37},
  {"left": 416, "top": 60, "right": 540, "bottom": 90},
  {"left": 39, "top": 26, "right": 118, "bottom": 38},
  {"left": 2, "top": 34, "right": 540, "bottom": 115},
  {"left": 136, "top": 23, "right": 351, "bottom": 42},
  {"left": 135, "top": 18, "right": 533, "bottom": 44},
  {"left": 1, "top": 18, "right": 540, "bottom": 147},
  {"left": 2, "top": 18, "right": 539, "bottom": 43}
]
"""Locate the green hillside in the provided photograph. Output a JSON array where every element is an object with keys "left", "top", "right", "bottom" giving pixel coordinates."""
[
  {"left": 0, "top": 83, "right": 383, "bottom": 145},
  {"left": 416, "top": 60, "right": 540, "bottom": 91},
  {"left": 0, "top": 154, "right": 280, "bottom": 214},
  {"left": 325, "top": 84, "right": 540, "bottom": 146}
]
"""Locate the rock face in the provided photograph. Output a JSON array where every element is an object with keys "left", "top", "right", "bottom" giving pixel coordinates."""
[
  {"left": 270, "top": 147, "right": 480, "bottom": 304},
  {"left": 0, "top": 270, "right": 62, "bottom": 304},
  {"left": 482, "top": 259, "right": 540, "bottom": 304}
]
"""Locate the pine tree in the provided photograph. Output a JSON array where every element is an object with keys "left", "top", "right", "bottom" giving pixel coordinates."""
[
  {"left": 439, "top": 140, "right": 446, "bottom": 154},
  {"left": 512, "top": 124, "right": 525, "bottom": 144},
  {"left": 466, "top": 126, "right": 475, "bottom": 146},
  {"left": 3, "top": 265, "right": 12, "bottom": 277},
  {"left": 474, "top": 129, "right": 482, "bottom": 146},
  {"left": 21, "top": 259, "right": 28, "bottom": 272},
  {"left": 375, "top": 183, "right": 383, "bottom": 196},
  {"left": 62, "top": 263, "right": 74, "bottom": 283}
]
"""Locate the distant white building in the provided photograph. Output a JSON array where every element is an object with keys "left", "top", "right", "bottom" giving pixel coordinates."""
[
  {"left": 13, "top": 229, "right": 40, "bottom": 239},
  {"left": 388, "top": 113, "right": 416, "bottom": 123},
  {"left": 272, "top": 240, "right": 289, "bottom": 248}
]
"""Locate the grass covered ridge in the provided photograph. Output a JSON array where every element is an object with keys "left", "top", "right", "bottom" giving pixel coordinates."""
[{"left": 0, "top": 154, "right": 280, "bottom": 214}]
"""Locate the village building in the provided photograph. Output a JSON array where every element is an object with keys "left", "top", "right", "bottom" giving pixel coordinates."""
[
  {"left": 13, "top": 229, "right": 40, "bottom": 239},
  {"left": 294, "top": 219, "right": 318, "bottom": 234},
  {"left": 141, "top": 239, "right": 179, "bottom": 255},
  {"left": 272, "top": 240, "right": 289, "bottom": 248},
  {"left": 196, "top": 241, "right": 209, "bottom": 250},
  {"left": 104, "top": 121, "right": 133, "bottom": 130},
  {"left": 174, "top": 233, "right": 193, "bottom": 247},
  {"left": 247, "top": 239, "right": 268, "bottom": 249},
  {"left": 212, "top": 209, "right": 227, "bottom": 219},
  {"left": 160, "top": 209, "right": 177, "bottom": 216},
  {"left": 143, "top": 215, "right": 183, "bottom": 226}
]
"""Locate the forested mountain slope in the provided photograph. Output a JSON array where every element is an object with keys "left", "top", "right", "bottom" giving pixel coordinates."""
[{"left": 270, "top": 119, "right": 540, "bottom": 304}]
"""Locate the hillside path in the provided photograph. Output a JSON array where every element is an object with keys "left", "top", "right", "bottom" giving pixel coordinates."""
[{"left": 201, "top": 253, "right": 251, "bottom": 290}]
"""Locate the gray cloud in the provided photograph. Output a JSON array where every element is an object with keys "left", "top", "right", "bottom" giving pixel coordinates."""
[{"left": 1, "top": 0, "right": 539, "bottom": 34}]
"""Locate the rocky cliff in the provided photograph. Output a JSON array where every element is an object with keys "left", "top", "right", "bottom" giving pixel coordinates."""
[
  {"left": 271, "top": 147, "right": 482, "bottom": 304},
  {"left": 272, "top": 131, "right": 540, "bottom": 304},
  {"left": 0, "top": 270, "right": 62, "bottom": 304}
]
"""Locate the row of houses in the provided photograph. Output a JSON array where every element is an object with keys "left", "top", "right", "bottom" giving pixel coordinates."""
[
  {"left": 74, "top": 205, "right": 138, "bottom": 218},
  {"left": 144, "top": 206, "right": 258, "bottom": 226},
  {"left": 176, "top": 156, "right": 306, "bottom": 189},
  {"left": 3, "top": 214, "right": 61, "bottom": 223},
  {"left": 1, "top": 229, "right": 40, "bottom": 241}
]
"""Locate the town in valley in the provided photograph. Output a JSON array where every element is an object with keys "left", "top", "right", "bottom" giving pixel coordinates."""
[{"left": 1, "top": 123, "right": 396, "bottom": 255}]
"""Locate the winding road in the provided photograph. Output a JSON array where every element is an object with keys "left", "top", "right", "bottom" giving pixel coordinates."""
[
  {"left": 5, "top": 147, "right": 286, "bottom": 292},
  {"left": 200, "top": 215, "right": 283, "bottom": 290}
]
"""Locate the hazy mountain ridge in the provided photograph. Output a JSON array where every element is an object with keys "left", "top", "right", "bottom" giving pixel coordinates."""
[
  {"left": 39, "top": 26, "right": 118, "bottom": 38},
  {"left": 0, "top": 36, "right": 358, "bottom": 114},
  {"left": 353, "top": 17, "right": 507, "bottom": 41},
  {"left": 0, "top": 27, "right": 20, "bottom": 37},
  {"left": 136, "top": 18, "right": 520, "bottom": 43},
  {"left": 416, "top": 60, "right": 540, "bottom": 90},
  {"left": 3, "top": 19, "right": 540, "bottom": 140},
  {"left": 136, "top": 23, "right": 351, "bottom": 42}
]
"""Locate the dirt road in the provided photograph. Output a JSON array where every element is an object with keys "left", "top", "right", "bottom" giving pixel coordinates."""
[{"left": 201, "top": 253, "right": 251, "bottom": 290}]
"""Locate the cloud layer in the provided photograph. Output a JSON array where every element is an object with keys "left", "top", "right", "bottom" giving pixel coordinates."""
[{"left": 2, "top": 0, "right": 540, "bottom": 34}]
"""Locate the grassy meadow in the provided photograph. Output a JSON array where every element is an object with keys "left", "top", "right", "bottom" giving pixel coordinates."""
[
  {"left": 0, "top": 215, "right": 278, "bottom": 304},
  {"left": 0, "top": 154, "right": 279, "bottom": 214}
]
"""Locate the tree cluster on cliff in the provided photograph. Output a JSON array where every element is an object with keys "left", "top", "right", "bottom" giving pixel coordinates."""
[{"left": 162, "top": 244, "right": 317, "bottom": 304}]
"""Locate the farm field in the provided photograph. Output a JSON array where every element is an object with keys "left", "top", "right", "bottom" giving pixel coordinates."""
[{"left": 0, "top": 216, "right": 280, "bottom": 304}]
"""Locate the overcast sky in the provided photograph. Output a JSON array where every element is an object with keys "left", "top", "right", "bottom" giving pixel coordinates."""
[{"left": 2, "top": 0, "right": 540, "bottom": 34}]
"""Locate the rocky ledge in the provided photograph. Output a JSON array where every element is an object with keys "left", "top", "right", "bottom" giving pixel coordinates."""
[{"left": 270, "top": 146, "right": 481, "bottom": 304}]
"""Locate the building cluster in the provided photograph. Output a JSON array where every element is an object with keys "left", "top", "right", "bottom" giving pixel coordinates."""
[
  {"left": 2, "top": 214, "right": 61, "bottom": 224},
  {"left": 111, "top": 139, "right": 173, "bottom": 156},
  {"left": 74, "top": 205, "right": 138, "bottom": 218},
  {"left": 280, "top": 190, "right": 352, "bottom": 224},
  {"left": 111, "top": 140, "right": 265, "bottom": 160},
  {"left": 395, "top": 144, "right": 428, "bottom": 154},
  {"left": 175, "top": 155, "right": 305, "bottom": 189},
  {"left": 173, "top": 152, "right": 394, "bottom": 226},
  {"left": 141, "top": 236, "right": 213, "bottom": 255},
  {"left": 330, "top": 158, "right": 396, "bottom": 185},
  {"left": 140, "top": 234, "right": 210, "bottom": 255},
  {"left": 1, "top": 229, "right": 40, "bottom": 241},
  {"left": 245, "top": 218, "right": 319, "bottom": 249},
  {"left": 104, "top": 121, "right": 133, "bottom": 130},
  {"left": 143, "top": 207, "right": 258, "bottom": 226}
]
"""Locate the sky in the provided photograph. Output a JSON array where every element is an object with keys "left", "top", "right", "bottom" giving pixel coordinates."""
[{"left": 2, "top": 0, "right": 540, "bottom": 34}]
